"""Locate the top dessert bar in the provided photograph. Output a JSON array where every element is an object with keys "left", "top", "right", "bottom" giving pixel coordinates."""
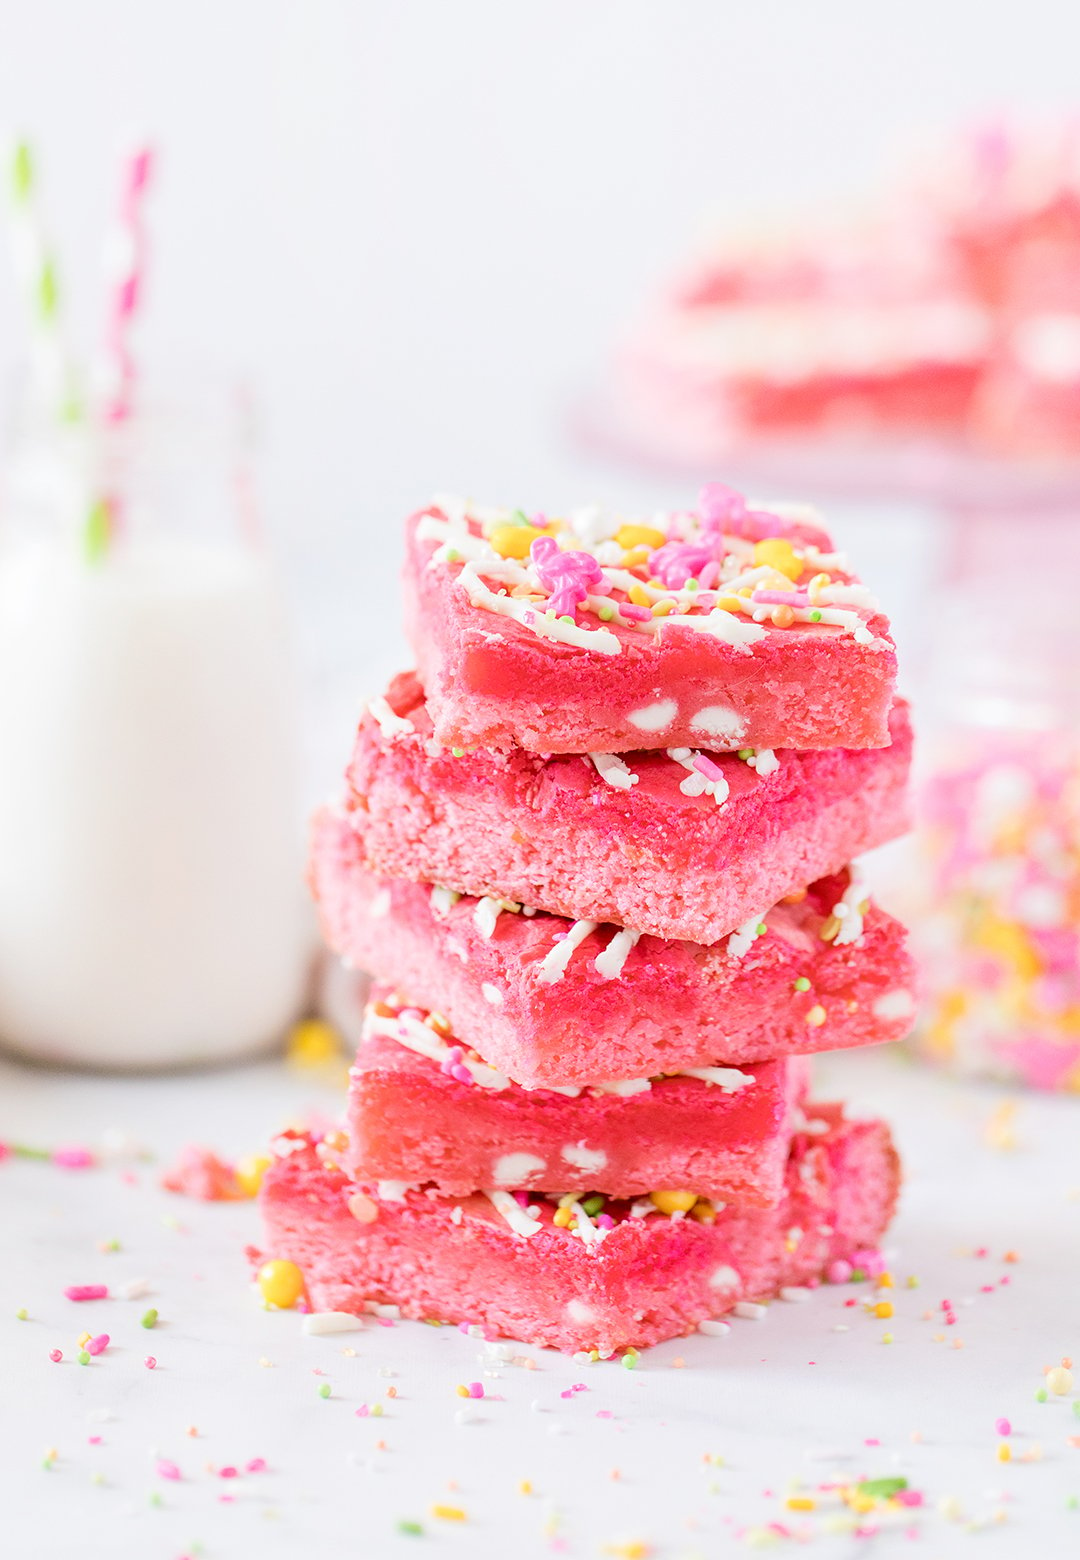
[{"left": 404, "top": 483, "right": 897, "bottom": 755}]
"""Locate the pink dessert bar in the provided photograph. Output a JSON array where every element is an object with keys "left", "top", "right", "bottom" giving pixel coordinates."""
[
  {"left": 257, "top": 1105, "right": 900, "bottom": 1354},
  {"left": 346, "top": 993, "right": 809, "bottom": 1206},
  {"left": 346, "top": 673, "right": 912, "bottom": 945},
  {"left": 311, "top": 807, "right": 918, "bottom": 1084},
  {"left": 404, "top": 485, "right": 898, "bottom": 755}
]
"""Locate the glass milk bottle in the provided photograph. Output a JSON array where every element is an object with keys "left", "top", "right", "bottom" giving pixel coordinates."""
[
  {"left": 907, "top": 507, "right": 1080, "bottom": 1092},
  {"left": 0, "top": 383, "right": 311, "bottom": 1067}
]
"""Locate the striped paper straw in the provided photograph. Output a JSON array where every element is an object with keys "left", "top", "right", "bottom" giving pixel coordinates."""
[
  {"left": 4, "top": 138, "right": 78, "bottom": 419},
  {"left": 102, "top": 142, "right": 153, "bottom": 421}
]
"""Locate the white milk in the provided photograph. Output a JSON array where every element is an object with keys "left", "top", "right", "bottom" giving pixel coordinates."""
[{"left": 0, "top": 533, "right": 310, "bottom": 1066}]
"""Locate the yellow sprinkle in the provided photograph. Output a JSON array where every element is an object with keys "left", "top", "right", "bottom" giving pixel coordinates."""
[
  {"left": 77, "top": 1331, "right": 91, "bottom": 1348},
  {"left": 235, "top": 1154, "right": 271, "bottom": 1198},
  {"left": 518, "top": 1479, "right": 533, "bottom": 1495},
  {"left": 286, "top": 1018, "right": 342, "bottom": 1068},
  {"left": 753, "top": 537, "right": 802, "bottom": 582},
  {"left": 1047, "top": 1365, "right": 1073, "bottom": 1394},
  {"left": 715, "top": 595, "right": 746, "bottom": 613},
  {"left": 621, "top": 546, "right": 650, "bottom": 568},
  {"left": 431, "top": 1504, "right": 467, "bottom": 1522},
  {"left": 650, "top": 598, "right": 676, "bottom": 617},
  {"left": 455, "top": 1383, "right": 470, "bottom": 1397},
  {"left": 786, "top": 1496, "right": 816, "bottom": 1511},
  {"left": 603, "top": 1544, "right": 650, "bottom": 1560},
  {"left": 257, "top": 1259, "right": 305, "bottom": 1309},
  {"left": 553, "top": 1207, "right": 574, "bottom": 1228},
  {"left": 489, "top": 523, "right": 537, "bottom": 559},
  {"left": 649, "top": 1189, "right": 698, "bottom": 1215},
  {"left": 689, "top": 1200, "right": 716, "bottom": 1224},
  {"left": 807, "top": 571, "right": 832, "bottom": 603},
  {"left": 806, "top": 1004, "right": 828, "bottom": 1028},
  {"left": 997, "top": 1442, "right": 1012, "bottom": 1462},
  {"left": 878, "top": 1272, "right": 894, "bottom": 1288},
  {"left": 882, "top": 1331, "right": 894, "bottom": 1344},
  {"left": 615, "top": 523, "right": 666, "bottom": 551},
  {"left": 873, "top": 1302, "right": 893, "bottom": 1319},
  {"left": 819, "top": 915, "right": 842, "bottom": 943},
  {"left": 627, "top": 583, "right": 652, "bottom": 609}
]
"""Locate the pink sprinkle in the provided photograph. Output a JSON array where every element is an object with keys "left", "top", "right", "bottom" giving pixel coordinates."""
[
  {"left": 897, "top": 1490, "right": 924, "bottom": 1508},
  {"left": 596, "top": 1409, "right": 613, "bottom": 1419},
  {"left": 753, "top": 589, "right": 809, "bottom": 609},
  {"left": 560, "top": 1388, "right": 574, "bottom": 1399},
  {"left": 246, "top": 1458, "right": 267, "bottom": 1474},
  {"left": 692, "top": 753, "right": 725, "bottom": 782},
  {"left": 49, "top": 1349, "right": 62, "bottom": 1363},
  {"left": 88, "top": 1436, "right": 102, "bottom": 1445},
  {"left": 355, "top": 1405, "right": 370, "bottom": 1418},
  {"left": 468, "top": 1382, "right": 484, "bottom": 1399},
  {"left": 596, "top": 1213, "right": 615, "bottom": 1229},
  {"left": 86, "top": 1333, "right": 110, "bottom": 1356},
  {"left": 64, "top": 1284, "right": 108, "bottom": 1302},
  {"left": 52, "top": 1146, "right": 94, "bottom": 1169},
  {"left": 826, "top": 1260, "right": 852, "bottom": 1285},
  {"left": 144, "top": 1355, "right": 157, "bottom": 1369},
  {"left": 156, "top": 1459, "right": 181, "bottom": 1481},
  {"left": 219, "top": 1466, "right": 239, "bottom": 1478},
  {"left": 618, "top": 601, "right": 652, "bottom": 623},
  {"left": 996, "top": 1417, "right": 1012, "bottom": 1436},
  {"left": 865, "top": 1437, "right": 880, "bottom": 1446},
  {"left": 698, "top": 561, "right": 720, "bottom": 589}
]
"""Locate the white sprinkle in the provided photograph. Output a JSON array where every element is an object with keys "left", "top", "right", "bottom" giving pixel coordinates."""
[
  {"left": 727, "top": 914, "right": 767, "bottom": 958},
  {"left": 363, "top": 1301, "right": 401, "bottom": 1319},
  {"left": 537, "top": 919, "right": 597, "bottom": 984},
  {"left": 368, "top": 696, "right": 415, "bottom": 739},
  {"left": 118, "top": 1277, "right": 152, "bottom": 1301},
  {"left": 368, "top": 887, "right": 391, "bottom": 919},
  {"left": 484, "top": 1189, "right": 543, "bottom": 1239},
  {"left": 450, "top": 1204, "right": 464, "bottom": 1225},
  {"left": 779, "top": 1286, "right": 812, "bottom": 1303},
  {"left": 454, "top": 1406, "right": 480, "bottom": 1426},
  {"left": 589, "top": 752, "right": 639, "bottom": 790},
  {"left": 593, "top": 927, "right": 640, "bottom": 979},
  {"left": 627, "top": 699, "right": 677, "bottom": 732},
  {"left": 376, "top": 1180, "right": 410, "bottom": 1202},
  {"left": 667, "top": 746, "right": 730, "bottom": 806},
  {"left": 493, "top": 1152, "right": 546, "bottom": 1184},
  {"left": 831, "top": 865, "right": 868, "bottom": 946},
  {"left": 481, "top": 982, "right": 504, "bottom": 1006},
  {"left": 698, "top": 1318, "right": 732, "bottom": 1338},
  {"left": 430, "top": 886, "right": 460, "bottom": 918},
  {"left": 303, "top": 1311, "right": 363, "bottom": 1335},
  {"left": 473, "top": 896, "right": 502, "bottom": 938},
  {"left": 733, "top": 1301, "right": 768, "bottom": 1320},
  {"left": 747, "top": 748, "right": 779, "bottom": 777}
]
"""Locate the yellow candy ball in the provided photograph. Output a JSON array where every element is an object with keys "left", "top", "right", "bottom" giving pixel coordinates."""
[
  {"left": 488, "top": 522, "right": 537, "bottom": 560},
  {"left": 614, "top": 523, "right": 667, "bottom": 551},
  {"left": 752, "top": 537, "right": 803, "bottom": 582},
  {"left": 235, "top": 1154, "right": 271, "bottom": 1198},
  {"left": 258, "top": 1259, "right": 305, "bottom": 1309},
  {"left": 1047, "top": 1365, "right": 1073, "bottom": 1395},
  {"left": 287, "top": 1018, "right": 341, "bottom": 1068},
  {"left": 649, "top": 1189, "right": 698, "bottom": 1215}
]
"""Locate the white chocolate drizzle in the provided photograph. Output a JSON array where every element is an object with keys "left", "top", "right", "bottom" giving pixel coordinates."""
[
  {"left": 593, "top": 927, "right": 641, "bottom": 979},
  {"left": 537, "top": 919, "right": 598, "bottom": 984}
]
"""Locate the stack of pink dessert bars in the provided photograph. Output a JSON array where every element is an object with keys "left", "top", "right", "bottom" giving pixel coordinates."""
[{"left": 259, "top": 482, "right": 916, "bottom": 1355}]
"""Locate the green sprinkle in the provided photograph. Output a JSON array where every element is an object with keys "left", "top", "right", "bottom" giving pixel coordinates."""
[
  {"left": 559, "top": 615, "right": 574, "bottom": 625},
  {"left": 1073, "top": 1400, "right": 1080, "bottom": 1419},
  {"left": 11, "top": 141, "right": 33, "bottom": 200},
  {"left": 445, "top": 547, "right": 461, "bottom": 563},
  {"left": 84, "top": 498, "right": 111, "bottom": 565},
  {"left": 371, "top": 1401, "right": 384, "bottom": 1417},
  {"left": 141, "top": 1309, "right": 158, "bottom": 1329},
  {"left": 149, "top": 1491, "right": 163, "bottom": 1508},
  {"left": 850, "top": 1268, "right": 866, "bottom": 1284},
  {"left": 737, "top": 748, "right": 753, "bottom": 760},
  {"left": 596, "top": 602, "right": 615, "bottom": 621},
  {"left": 91, "top": 1471, "right": 105, "bottom": 1486},
  {"left": 856, "top": 1476, "right": 907, "bottom": 1499},
  {"left": 102, "top": 1238, "right": 121, "bottom": 1253},
  {"left": 756, "top": 922, "right": 767, "bottom": 936},
  {"left": 1036, "top": 1387, "right": 1049, "bottom": 1402},
  {"left": 318, "top": 1381, "right": 331, "bottom": 1399},
  {"left": 16, "top": 1307, "right": 28, "bottom": 1321},
  {"left": 398, "top": 1520, "right": 424, "bottom": 1536},
  {"left": 622, "top": 1348, "right": 639, "bottom": 1371},
  {"left": 451, "top": 748, "right": 464, "bottom": 759},
  {"left": 37, "top": 259, "right": 59, "bottom": 321},
  {"left": 12, "top": 1143, "right": 50, "bottom": 1160},
  {"left": 793, "top": 977, "right": 811, "bottom": 992},
  {"left": 1067, "top": 1495, "right": 1079, "bottom": 1510},
  {"left": 78, "top": 1350, "right": 90, "bottom": 1366},
  {"left": 810, "top": 609, "right": 822, "bottom": 622},
  {"left": 581, "top": 1195, "right": 605, "bottom": 1217},
  {"left": 508, "top": 509, "right": 531, "bottom": 527}
]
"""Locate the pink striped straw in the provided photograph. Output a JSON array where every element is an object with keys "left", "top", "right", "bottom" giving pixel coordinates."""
[{"left": 103, "top": 144, "right": 153, "bottom": 422}]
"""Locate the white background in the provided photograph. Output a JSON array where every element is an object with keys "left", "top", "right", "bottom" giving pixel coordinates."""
[{"left": 2, "top": 6, "right": 1080, "bottom": 1556}]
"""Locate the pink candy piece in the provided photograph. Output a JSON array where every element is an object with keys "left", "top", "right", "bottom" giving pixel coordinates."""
[
  {"left": 86, "top": 1333, "right": 110, "bottom": 1356},
  {"left": 468, "top": 1381, "right": 484, "bottom": 1399},
  {"left": 529, "top": 535, "right": 603, "bottom": 620},
  {"left": 219, "top": 1466, "right": 239, "bottom": 1479},
  {"left": 64, "top": 1285, "right": 108, "bottom": 1302},
  {"left": 698, "top": 482, "right": 747, "bottom": 528},
  {"left": 144, "top": 1355, "right": 157, "bottom": 1369},
  {"left": 49, "top": 1349, "right": 62, "bottom": 1363},
  {"left": 245, "top": 1457, "right": 267, "bottom": 1474},
  {"left": 52, "top": 1146, "right": 95, "bottom": 1169},
  {"left": 649, "top": 540, "right": 716, "bottom": 589},
  {"left": 827, "top": 1259, "right": 853, "bottom": 1285},
  {"left": 156, "top": 1459, "right": 181, "bottom": 1480},
  {"left": 995, "top": 1417, "right": 1012, "bottom": 1436}
]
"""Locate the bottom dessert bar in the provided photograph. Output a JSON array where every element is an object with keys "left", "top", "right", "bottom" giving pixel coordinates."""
[{"left": 256, "top": 1105, "right": 899, "bottom": 1354}]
